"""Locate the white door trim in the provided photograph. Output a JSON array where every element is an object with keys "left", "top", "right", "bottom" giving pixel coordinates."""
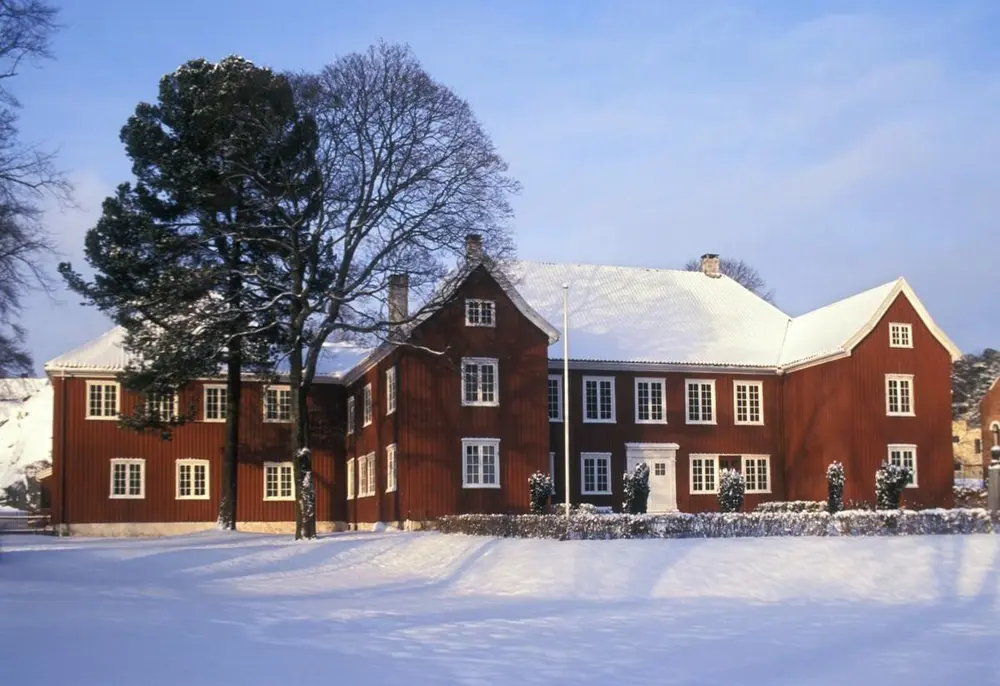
[{"left": 625, "top": 442, "right": 679, "bottom": 513}]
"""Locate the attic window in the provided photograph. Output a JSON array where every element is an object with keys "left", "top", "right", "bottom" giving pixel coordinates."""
[
  {"left": 465, "top": 299, "right": 495, "bottom": 327},
  {"left": 889, "top": 323, "right": 913, "bottom": 348}
]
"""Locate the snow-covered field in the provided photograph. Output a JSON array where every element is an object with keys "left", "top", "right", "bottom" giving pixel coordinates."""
[{"left": 2, "top": 531, "right": 999, "bottom": 685}]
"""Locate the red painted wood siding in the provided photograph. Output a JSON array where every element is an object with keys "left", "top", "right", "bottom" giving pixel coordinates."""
[{"left": 782, "top": 293, "right": 954, "bottom": 508}]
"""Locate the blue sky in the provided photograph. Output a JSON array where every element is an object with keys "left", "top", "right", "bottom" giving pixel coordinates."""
[{"left": 15, "top": 0, "right": 1000, "bottom": 370}]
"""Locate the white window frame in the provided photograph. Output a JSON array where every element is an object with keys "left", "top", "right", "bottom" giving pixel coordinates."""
[
  {"left": 461, "top": 357, "right": 500, "bottom": 407},
  {"left": 991, "top": 421, "right": 1000, "bottom": 447},
  {"left": 580, "top": 452, "right": 612, "bottom": 495},
  {"left": 462, "top": 438, "right": 501, "bottom": 489},
  {"left": 386, "top": 367, "right": 397, "bottom": 415},
  {"left": 176, "top": 458, "right": 210, "bottom": 500},
  {"left": 263, "top": 461, "right": 295, "bottom": 501},
  {"left": 86, "top": 380, "right": 120, "bottom": 420},
  {"left": 582, "top": 376, "right": 616, "bottom": 424},
  {"left": 357, "top": 452, "right": 377, "bottom": 498},
  {"left": 346, "top": 395, "right": 355, "bottom": 435},
  {"left": 548, "top": 374, "right": 563, "bottom": 422},
  {"left": 263, "top": 385, "right": 292, "bottom": 423},
  {"left": 889, "top": 322, "right": 913, "bottom": 349},
  {"left": 885, "top": 374, "right": 915, "bottom": 417},
  {"left": 742, "top": 455, "right": 771, "bottom": 494},
  {"left": 346, "top": 457, "right": 355, "bottom": 500},
  {"left": 733, "top": 380, "right": 764, "bottom": 426},
  {"left": 888, "top": 444, "right": 918, "bottom": 488},
  {"left": 203, "top": 384, "right": 227, "bottom": 422},
  {"left": 634, "top": 377, "right": 667, "bottom": 424},
  {"left": 146, "top": 390, "right": 179, "bottom": 421},
  {"left": 685, "top": 379, "right": 717, "bottom": 425},
  {"left": 689, "top": 454, "right": 719, "bottom": 494},
  {"left": 362, "top": 383, "right": 373, "bottom": 427},
  {"left": 109, "top": 458, "right": 145, "bottom": 499},
  {"left": 465, "top": 298, "right": 496, "bottom": 327},
  {"left": 386, "top": 443, "right": 397, "bottom": 493}
]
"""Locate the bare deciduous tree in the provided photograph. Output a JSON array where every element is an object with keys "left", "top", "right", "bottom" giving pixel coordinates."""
[{"left": 684, "top": 256, "right": 775, "bottom": 304}]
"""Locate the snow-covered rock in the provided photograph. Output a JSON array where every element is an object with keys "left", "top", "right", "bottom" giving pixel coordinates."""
[{"left": 0, "top": 378, "right": 53, "bottom": 490}]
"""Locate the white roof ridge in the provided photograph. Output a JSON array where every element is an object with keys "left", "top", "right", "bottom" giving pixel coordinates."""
[
  {"left": 790, "top": 278, "right": 901, "bottom": 321},
  {"left": 516, "top": 258, "right": 709, "bottom": 276}
]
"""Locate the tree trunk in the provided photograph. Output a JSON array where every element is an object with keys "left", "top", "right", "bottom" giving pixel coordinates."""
[
  {"left": 217, "top": 342, "right": 241, "bottom": 530},
  {"left": 290, "top": 341, "right": 316, "bottom": 539}
]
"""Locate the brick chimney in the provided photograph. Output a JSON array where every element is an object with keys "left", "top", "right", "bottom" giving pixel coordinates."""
[
  {"left": 700, "top": 253, "right": 721, "bottom": 278},
  {"left": 465, "top": 233, "right": 483, "bottom": 261},
  {"left": 388, "top": 274, "right": 409, "bottom": 332}
]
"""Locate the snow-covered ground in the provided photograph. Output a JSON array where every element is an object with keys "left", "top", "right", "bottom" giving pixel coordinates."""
[{"left": 1, "top": 532, "right": 998, "bottom": 685}]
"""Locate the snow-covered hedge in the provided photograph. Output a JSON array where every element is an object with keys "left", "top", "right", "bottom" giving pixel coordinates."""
[
  {"left": 754, "top": 501, "right": 827, "bottom": 514},
  {"left": 434, "top": 509, "right": 1000, "bottom": 540}
]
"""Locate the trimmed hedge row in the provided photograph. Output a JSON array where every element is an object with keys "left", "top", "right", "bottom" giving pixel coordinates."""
[
  {"left": 434, "top": 509, "right": 1000, "bottom": 540},
  {"left": 754, "top": 501, "right": 827, "bottom": 513}
]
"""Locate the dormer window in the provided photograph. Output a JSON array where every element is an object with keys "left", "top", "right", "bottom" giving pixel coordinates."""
[
  {"left": 889, "top": 323, "right": 913, "bottom": 348},
  {"left": 465, "top": 299, "right": 495, "bottom": 327}
]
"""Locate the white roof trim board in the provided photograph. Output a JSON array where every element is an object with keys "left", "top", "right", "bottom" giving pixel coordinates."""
[{"left": 45, "top": 261, "right": 960, "bottom": 383}]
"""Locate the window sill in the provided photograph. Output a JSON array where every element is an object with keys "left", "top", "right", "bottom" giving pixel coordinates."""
[
  {"left": 889, "top": 344, "right": 914, "bottom": 349},
  {"left": 886, "top": 412, "right": 916, "bottom": 418},
  {"left": 87, "top": 415, "right": 119, "bottom": 421},
  {"left": 465, "top": 322, "right": 496, "bottom": 328},
  {"left": 263, "top": 496, "right": 295, "bottom": 502},
  {"left": 462, "top": 483, "right": 501, "bottom": 489},
  {"left": 202, "top": 418, "right": 227, "bottom": 423},
  {"left": 905, "top": 483, "right": 919, "bottom": 489},
  {"left": 635, "top": 419, "right": 668, "bottom": 425},
  {"left": 690, "top": 491, "right": 719, "bottom": 496},
  {"left": 386, "top": 487, "right": 397, "bottom": 493},
  {"left": 362, "top": 421, "right": 373, "bottom": 428},
  {"left": 176, "top": 495, "right": 210, "bottom": 501},
  {"left": 582, "top": 418, "right": 616, "bottom": 424},
  {"left": 549, "top": 417, "right": 563, "bottom": 423},
  {"left": 685, "top": 420, "right": 717, "bottom": 426},
  {"left": 745, "top": 489, "right": 772, "bottom": 495},
  {"left": 462, "top": 401, "right": 500, "bottom": 408},
  {"left": 581, "top": 490, "right": 612, "bottom": 496},
  {"left": 109, "top": 495, "right": 144, "bottom": 500},
  {"left": 263, "top": 419, "right": 292, "bottom": 424},
  {"left": 735, "top": 421, "right": 765, "bottom": 426}
]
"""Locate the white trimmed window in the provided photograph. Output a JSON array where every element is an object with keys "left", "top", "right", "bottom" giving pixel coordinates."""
[
  {"left": 176, "top": 459, "right": 209, "bottom": 500},
  {"left": 203, "top": 385, "right": 227, "bottom": 422},
  {"left": 583, "top": 376, "right": 615, "bottom": 423},
  {"left": 462, "top": 358, "right": 499, "bottom": 406},
  {"left": 146, "top": 391, "right": 178, "bottom": 421},
  {"left": 465, "top": 299, "right": 496, "bottom": 327},
  {"left": 743, "top": 455, "right": 771, "bottom": 493},
  {"left": 462, "top": 438, "right": 500, "bottom": 488},
  {"left": 581, "top": 452, "right": 611, "bottom": 495},
  {"left": 358, "top": 452, "right": 376, "bottom": 497},
  {"left": 346, "top": 396, "right": 355, "bottom": 435},
  {"left": 634, "top": 378, "right": 666, "bottom": 424},
  {"left": 362, "top": 383, "right": 373, "bottom": 426},
  {"left": 346, "top": 458, "right": 355, "bottom": 500},
  {"left": 685, "top": 380, "right": 716, "bottom": 424},
  {"left": 885, "top": 374, "right": 915, "bottom": 416},
  {"left": 86, "top": 381, "right": 119, "bottom": 420},
  {"left": 734, "top": 381, "right": 764, "bottom": 425},
  {"left": 548, "top": 374, "right": 563, "bottom": 422},
  {"left": 889, "top": 323, "right": 913, "bottom": 349},
  {"left": 263, "top": 385, "right": 291, "bottom": 422},
  {"left": 263, "top": 462, "right": 294, "bottom": 501},
  {"left": 888, "top": 444, "right": 918, "bottom": 488},
  {"left": 689, "top": 454, "right": 718, "bottom": 494},
  {"left": 386, "top": 367, "right": 397, "bottom": 415},
  {"left": 110, "top": 458, "right": 145, "bottom": 499},
  {"left": 386, "top": 444, "right": 397, "bottom": 492}
]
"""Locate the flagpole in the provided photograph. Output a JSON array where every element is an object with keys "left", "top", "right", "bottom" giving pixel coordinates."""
[{"left": 562, "top": 284, "right": 570, "bottom": 524}]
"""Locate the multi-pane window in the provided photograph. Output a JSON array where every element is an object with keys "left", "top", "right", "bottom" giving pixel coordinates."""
[
  {"left": 110, "top": 458, "right": 144, "bottom": 499},
  {"left": 685, "top": 380, "right": 716, "bottom": 424},
  {"left": 386, "top": 367, "right": 397, "bottom": 415},
  {"left": 362, "top": 383, "right": 373, "bottom": 426},
  {"left": 743, "top": 456, "right": 770, "bottom": 493},
  {"left": 386, "top": 444, "right": 397, "bottom": 492},
  {"left": 885, "top": 375, "right": 914, "bottom": 416},
  {"left": 357, "top": 452, "right": 376, "bottom": 497},
  {"left": 889, "top": 323, "right": 913, "bottom": 349},
  {"left": 146, "top": 391, "right": 177, "bottom": 421},
  {"left": 548, "top": 374, "right": 563, "bottom": 422},
  {"left": 263, "top": 386, "right": 292, "bottom": 422},
  {"left": 86, "top": 381, "right": 119, "bottom": 419},
  {"left": 263, "top": 462, "right": 294, "bottom": 501},
  {"left": 690, "top": 455, "right": 718, "bottom": 494},
  {"left": 734, "top": 381, "right": 763, "bottom": 425},
  {"left": 581, "top": 453, "right": 611, "bottom": 494},
  {"left": 346, "top": 458, "right": 355, "bottom": 500},
  {"left": 634, "top": 378, "right": 666, "bottom": 424},
  {"left": 583, "top": 377, "right": 615, "bottom": 423},
  {"left": 888, "top": 444, "right": 918, "bottom": 487},
  {"left": 465, "top": 299, "right": 496, "bottom": 327},
  {"left": 346, "top": 396, "right": 355, "bottom": 435},
  {"left": 203, "top": 385, "right": 227, "bottom": 422},
  {"left": 461, "top": 358, "right": 499, "bottom": 406},
  {"left": 462, "top": 438, "right": 500, "bottom": 488},
  {"left": 176, "top": 459, "right": 209, "bottom": 499}
]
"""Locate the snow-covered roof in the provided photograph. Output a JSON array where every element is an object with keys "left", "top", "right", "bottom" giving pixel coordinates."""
[{"left": 0, "top": 378, "right": 48, "bottom": 402}]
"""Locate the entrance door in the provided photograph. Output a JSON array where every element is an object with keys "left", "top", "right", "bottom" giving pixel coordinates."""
[{"left": 625, "top": 443, "right": 678, "bottom": 512}]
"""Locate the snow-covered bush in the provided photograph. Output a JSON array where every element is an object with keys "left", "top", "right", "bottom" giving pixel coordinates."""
[
  {"left": 954, "top": 484, "right": 988, "bottom": 509},
  {"left": 528, "top": 472, "right": 554, "bottom": 515},
  {"left": 754, "top": 501, "right": 826, "bottom": 513},
  {"left": 622, "top": 463, "right": 650, "bottom": 514},
  {"left": 826, "top": 462, "right": 845, "bottom": 514},
  {"left": 717, "top": 469, "right": 745, "bottom": 513},
  {"left": 875, "top": 462, "right": 910, "bottom": 510},
  {"left": 553, "top": 502, "right": 604, "bottom": 516}
]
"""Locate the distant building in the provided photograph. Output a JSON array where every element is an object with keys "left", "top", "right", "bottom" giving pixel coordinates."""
[
  {"left": 952, "top": 418, "right": 983, "bottom": 480},
  {"left": 980, "top": 377, "right": 1000, "bottom": 470}
]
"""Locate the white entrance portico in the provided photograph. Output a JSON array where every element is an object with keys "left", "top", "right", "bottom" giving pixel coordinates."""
[{"left": 625, "top": 442, "right": 679, "bottom": 512}]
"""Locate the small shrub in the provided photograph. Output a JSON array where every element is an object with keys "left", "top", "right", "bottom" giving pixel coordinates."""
[
  {"left": 875, "top": 461, "right": 911, "bottom": 510},
  {"left": 718, "top": 469, "right": 745, "bottom": 513},
  {"left": 622, "top": 462, "right": 650, "bottom": 514},
  {"left": 826, "top": 462, "right": 845, "bottom": 514},
  {"left": 528, "top": 472, "right": 554, "bottom": 515}
]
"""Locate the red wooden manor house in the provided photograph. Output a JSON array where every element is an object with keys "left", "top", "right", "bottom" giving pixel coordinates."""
[{"left": 44, "top": 236, "right": 961, "bottom": 535}]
